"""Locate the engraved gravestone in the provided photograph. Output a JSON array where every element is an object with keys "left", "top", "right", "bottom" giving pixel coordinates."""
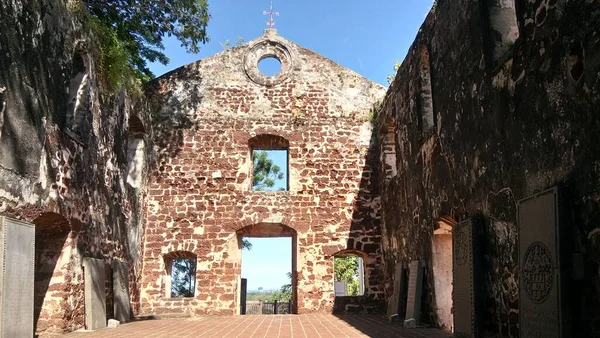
[
  {"left": 112, "top": 260, "right": 131, "bottom": 323},
  {"left": 404, "top": 260, "right": 424, "bottom": 326},
  {"left": 452, "top": 217, "right": 484, "bottom": 338},
  {"left": 387, "top": 262, "right": 407, "bottom": 319},
  {"left": 518, "top": 188, "right": 570, "bottom": 338},
  {"left": 83, "top": 258, "right": 106, "bottom": 330},
  {"left": 0, "top": 216, "right": 35, "bottom": 338}
]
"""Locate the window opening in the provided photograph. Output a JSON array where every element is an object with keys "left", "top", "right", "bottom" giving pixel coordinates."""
[
  {"left": 258, "top": 56, "right": 282, "bottom": 77},
  {"left": 165, "top": 256, "right": 197, "bottom": 298},
  {"left": 333, "top": 255, "right": 365, "bottom": 296},
  {"left": 252, "top": 149, "right": 288, "bottom": 191}
]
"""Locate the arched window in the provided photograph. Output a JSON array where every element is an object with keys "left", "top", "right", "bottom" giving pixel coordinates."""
[
  {"left": 248, "top": 134, "right": 289, "bottom": 191},
  {"left": 483, "top": 0, "right": 519, "bottom": 67},
  {"left": 333, "top": 250, "right": 368, "bottom": 297},
  {"left": 381, "top": 115, "right": 397, "bottom": 180},
  {"left": 126, "top": 114, "right": 146, "bottom": 188},
  {"left": 163, "top": 251, "right": 197, "bottom": 298},
  {"left": 65, "top": 47, "right": 91, "bottom": 139},
  {"left": 418, "top": 47, "right": 435, "bottom": 138}
]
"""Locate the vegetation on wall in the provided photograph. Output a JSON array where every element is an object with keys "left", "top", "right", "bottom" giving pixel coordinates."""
[
  {"left": 252, "top": 151, "right": 285, "bottom": 191},
  {"left": 69, "top": 0, "right": 210, "bottom": 91},
  {"left": 334, "top": 256, "right": 361, "bottom": 296}
]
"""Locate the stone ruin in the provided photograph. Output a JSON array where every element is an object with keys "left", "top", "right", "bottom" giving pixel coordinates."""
[{"left": 0, "top": 0, "right": 599, "bottom": 336}]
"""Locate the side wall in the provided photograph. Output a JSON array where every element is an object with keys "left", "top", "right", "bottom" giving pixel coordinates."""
[
  {"left": 0, "top": 0, "right": 150, "bottom": 334},
  {"left": 380, "top": 0, "right": 600, "bottom": 336}
]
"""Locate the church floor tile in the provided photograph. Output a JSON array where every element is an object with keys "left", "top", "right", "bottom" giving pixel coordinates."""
[{"left": 58, "top": 314, "right": 452, "bottom": 338}]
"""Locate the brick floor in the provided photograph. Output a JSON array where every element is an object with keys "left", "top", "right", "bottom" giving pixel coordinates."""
[{"left": 60, "top": 314, "right": 452, "bottom": 338}]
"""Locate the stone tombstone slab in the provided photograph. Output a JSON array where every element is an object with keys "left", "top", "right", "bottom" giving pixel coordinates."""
[
  {"left": 0, "top": 216, "right": 35, "bottom": 338},
  {"left": 452, "top": 217, "right": 485, "bottom": 338},
  {"left": 334, "top": 281, "right": 347, "bottom": 296},
  {"left": 518, "top": 187, "right": 570, "bottom": 338},
  {"left": 387, "top": 262, "right": 407, "bottom": 319},
  {"left": 83, "top": 258, "right": 106, "bottom": 330},
  {"left": 112, "top": 260, "right": 131, "bottom": 323},
  {"left": 404, "top": 260, "right": 424, "bottom": 324}
]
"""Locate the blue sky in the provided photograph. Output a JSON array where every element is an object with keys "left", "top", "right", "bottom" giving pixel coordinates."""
[
  {"left": 148, "top": 0, "right": 435, "bottom": 85},
  {"left": 148, "top": 0, "right": 435, "bottom": 292},
  {"left": 242, "top": 237, "right": 291, "bottom": 291}
]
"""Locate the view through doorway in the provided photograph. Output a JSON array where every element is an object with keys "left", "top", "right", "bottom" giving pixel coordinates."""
[{"left": 241, "top": 236, "right": 293, "bottom": 314}]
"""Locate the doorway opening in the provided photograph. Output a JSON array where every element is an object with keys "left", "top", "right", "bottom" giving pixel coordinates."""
[
  {"left": 32, "top": 212, "right": 70, "bottom": 336},
  {"left": 432, "top": 215, "right": 456, "bottom": 331},
  {"left": 238, "top": 223, "right": 296, "bottom": 314}
]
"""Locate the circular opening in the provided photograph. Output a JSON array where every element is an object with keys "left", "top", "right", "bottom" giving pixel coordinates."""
[{"left": 258, "top": 56, "right": 282, "bottom": 77}]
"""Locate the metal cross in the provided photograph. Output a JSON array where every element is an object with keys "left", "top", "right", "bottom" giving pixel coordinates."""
[{"left": 263, "top": 0, "right": 279, "bottom": 28}]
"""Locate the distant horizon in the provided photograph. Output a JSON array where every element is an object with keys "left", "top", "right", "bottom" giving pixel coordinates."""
[{"left": 242, "top": 237, "right": 292, "bottom": 291}]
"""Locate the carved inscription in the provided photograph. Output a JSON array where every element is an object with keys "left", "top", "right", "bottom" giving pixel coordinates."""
[
  {"left": 523, "top": 242, "right": 553, "bottom": 304},
  {"left": 518, "top": 187, "right": 566, "bottom": 338},
  {"left": 455, "top": 230, "right": 468, "bottom": 267}
]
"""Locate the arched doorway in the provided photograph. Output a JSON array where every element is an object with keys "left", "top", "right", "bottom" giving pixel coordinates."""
[
  {"left": 32, "top": 212, "right": 71, "bottom": 335},
  {"left": 432, "top": 215, "right": 456, "bottom": 331},
  {"left": 236, "top": 223, "right": 297, "bottom": 314}
]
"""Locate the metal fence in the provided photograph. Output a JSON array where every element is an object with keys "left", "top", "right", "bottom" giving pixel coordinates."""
[{"left": 244, "top": 300, "right": 291, "bottom": 315}]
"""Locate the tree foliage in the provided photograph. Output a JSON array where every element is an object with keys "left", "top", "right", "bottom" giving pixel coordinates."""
[
  {"left": 334, "top": 256, "right": 360, "bottom": 296},
  {"left": 82, "top": 0, "right": 210, "bottom": 80},
  {"left": 171, "top": 258, "right": 196, "bottom": 297},
  {"left": 386, "top": 60, "right": 403, "bottom": 85},
  {"left": 268, "top": 272, "right": 292, "bottom": 302},
  {"left": 252, "top": 151, "right": 284, "bottom": 191}
]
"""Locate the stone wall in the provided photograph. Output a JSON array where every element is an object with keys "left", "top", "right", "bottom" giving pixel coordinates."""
[
  {"left": 379, "top": 0, "right": 600, "bottom": 336},
  {"left": 0, "top": 0, "right": 150, "bottom": 334},
  {"left": 140, "top": 30, "right": 387, "bottom": 316}
]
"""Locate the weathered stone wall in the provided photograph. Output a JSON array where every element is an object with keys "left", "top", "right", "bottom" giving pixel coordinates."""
[
  {"left": 0, "top": 0, "right": 150, "bottom": 334},
  {"left": 379, "top": 0, "right": 600, "bottom": 336},
  {"left": 140, "top": 30, "right": 387, "bottom": 316}
]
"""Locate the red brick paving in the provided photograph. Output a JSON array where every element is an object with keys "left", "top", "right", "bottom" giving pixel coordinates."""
[{"left": 59, "top": 314, "right": 452, "bottom": 338}]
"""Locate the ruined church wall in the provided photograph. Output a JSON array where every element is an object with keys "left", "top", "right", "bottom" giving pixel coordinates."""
[
  {"left": 140, "top": 34, "right": 387, "bottom": 315},
  {"left": 380, "top": 0, "right": 600, "bottom": 336},
  {"left": 0, "top": 0, "right": 150, "bottom": 334}
]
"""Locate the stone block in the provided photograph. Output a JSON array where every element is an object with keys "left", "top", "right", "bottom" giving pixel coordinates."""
[
  {"left": 107, "top": 319, "right": 120, "bottom": 329},
  {"left": 403, "top": 318, "right": 417, "bottom": 328},
  {"left": 0, "top": 216, "right": 35, "bottom": 338},
  {"left": 518, "top": 187, "right": 570, "bottom": 338},
  {"left": 405, "top": 260, "right": 424, "bottom": 324},
  {"left": 112, "top": 260, "right": 131, "bottom": 323},
  {"left": 82, "top": 258, "right": 106, "bottom": 330}
]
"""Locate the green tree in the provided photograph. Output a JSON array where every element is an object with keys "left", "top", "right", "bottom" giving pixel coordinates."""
[
  {"left": 386, "top": 60, "right": 403, "bottom": 85},
  {"left": 334, "top": 256, "right": 360, "bottom": 296},
  {"left": 268, "top": 272, "right": 292, "bottom": 302},
  {"left": 171, "top": 259, "right": 196, "bottom": 297},
  {"left": 242, "top": 238, "right": 252, "bottom": 250},
  {"left": 252, "top": 151, "right": 284, "bottom": 191},
  {"left": 82, "top": 0, "right": 210, "bottom": 79}
]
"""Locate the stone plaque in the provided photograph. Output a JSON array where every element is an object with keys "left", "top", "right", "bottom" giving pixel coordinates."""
[
  {"left": 518, "top": 187, "right": 570, "bottom": 338},
  {"left": 83, "top": 258, "right": 106, "bottom": 330},
  {"left": 405, "top": 260, "right": 423, "bottom": 323},
  {"left": 334, "top": 281, "right": 347, "bottom": 296},
  {"left": 452, "top": 217, "right": 484, "bottom": 338},
  {"left": 387, "top": 262, "right": 407, "bottom": 319},
  {"left": 112, "top": 260, "right": 131, "bottom": 323},
  {"left": 0, "top": 216, "right": 35, "bottom": 338}
]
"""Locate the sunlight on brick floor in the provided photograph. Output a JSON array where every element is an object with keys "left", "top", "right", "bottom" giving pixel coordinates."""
[{"left": 60, "top": 314, "right": 451, "bottom": 338}]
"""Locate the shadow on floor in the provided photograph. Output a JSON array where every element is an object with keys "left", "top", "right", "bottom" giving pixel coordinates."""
[{"left": 333, "top": 314, "right": 452, "bottom": 338}]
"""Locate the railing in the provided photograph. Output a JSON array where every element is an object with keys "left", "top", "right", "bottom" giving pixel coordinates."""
[{"left": 244, "top": 300, "right": 291, "bottom": 315}]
